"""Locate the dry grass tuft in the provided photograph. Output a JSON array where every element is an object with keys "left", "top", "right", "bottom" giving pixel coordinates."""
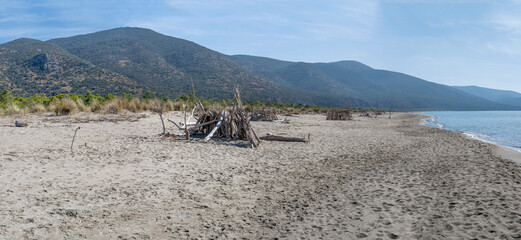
[
  {"left": 4, "top": 103, "right": 23, "bottom": 115},
  {"left": 164, "top": 101, "right": 175, "bottom": 112},
  {"left": 172, "top": 101, "right": 185, "bottom": 111},
  {"left": 29, "top": 103, "right": 46, "bottom": 113},
  {"left": 90, "top": 99, "right": 102, "bottom": 112},
  {"left": 75, "top": 99, "right": 90, "bottom": 112},
  {"left": 55, "top": 98, "right": 78, "bottom": 116},
  {"left": 103, "top": 98, "right": 125, "bottom": 114}
]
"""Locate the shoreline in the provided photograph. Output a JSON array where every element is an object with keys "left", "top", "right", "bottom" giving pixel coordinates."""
[
  {"left": 1, "top": 111, "right": 520, "bottom": 239},
  {"left": 418, "top": 113, "right": 521, "bottom": 164}
]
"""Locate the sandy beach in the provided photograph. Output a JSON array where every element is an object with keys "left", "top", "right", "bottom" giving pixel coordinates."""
[{"left": 1, "top": 112, "right": 520, "bottom": 239}]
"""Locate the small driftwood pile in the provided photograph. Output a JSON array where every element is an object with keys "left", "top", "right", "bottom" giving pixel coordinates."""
[
  {"left": 326, "top": 107, "right": 352, "bottom": 120},
  {"left": 250, "top": 107, "right": 278, "bottom": 121}
]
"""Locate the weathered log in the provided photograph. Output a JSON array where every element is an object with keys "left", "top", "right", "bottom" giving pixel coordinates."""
[
  {"left": 250, "top": 126, "right": 261, "bottom": 143},
  {"left": 204, "top": 111, "right": 224, "bottom": 142},
  {"left": 188, "top": 119, "right": 218, "bottom": 131},
  {"left": 224, "top": 111, "right": 230, "bottom": 139},
  {"left": 259, "top": 135, "right": 308, "bottom": 143},
  {"left": 184, "top": 107, "right": 190, "bottom": 140}
]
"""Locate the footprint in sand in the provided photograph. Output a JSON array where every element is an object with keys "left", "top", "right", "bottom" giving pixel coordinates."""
[
  {"left": 388, "top": 232, "right": 399, "bottom": 239},
  {"left": 356, "top": 233, "right": 368, "bottom": 238}
]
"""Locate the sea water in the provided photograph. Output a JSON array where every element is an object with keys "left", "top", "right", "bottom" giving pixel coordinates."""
[{"left": 422, "top": 111, "right": 521, "bottom": 152}]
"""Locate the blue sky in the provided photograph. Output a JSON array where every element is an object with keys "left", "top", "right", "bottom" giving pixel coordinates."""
[{"left": 1, "top": 0, "right": 520, "bottom": 92}]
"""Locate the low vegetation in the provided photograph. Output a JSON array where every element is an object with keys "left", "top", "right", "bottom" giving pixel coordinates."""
[{"left": 1, "top": 90, "right": 372, "bottom": 117}]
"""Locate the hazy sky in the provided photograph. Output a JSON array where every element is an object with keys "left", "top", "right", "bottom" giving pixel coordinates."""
[{"left": 1, "top": 0, "right": 520, "bottom": 92}]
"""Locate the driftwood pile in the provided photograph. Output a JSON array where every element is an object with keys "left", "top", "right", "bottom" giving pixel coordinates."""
[
  {"left": 169, "top": 87, "right": 261, "bottom": 148},
  {"left": 326, "top": 107, "right": 352, "bottom": 120},
  {"left": 250, "top": 107, "right": 278, "bottom": 121},
  {"left": 165, "top": 86, "right": 314, "bottom": 147},
  {"left": 359, "top": 110, "right": 386, "bottom": 118}
]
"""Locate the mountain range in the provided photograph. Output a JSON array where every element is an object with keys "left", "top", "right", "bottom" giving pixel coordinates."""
[
  {"left": 0, "top": 27, "right": 519, "bottom": 111},
  {"left": 453, "top": 86, "right": 521, "bottom": 108}
]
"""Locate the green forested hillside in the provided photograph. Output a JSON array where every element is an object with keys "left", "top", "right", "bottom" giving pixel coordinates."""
[
  {"left": 47, "top": 27, "right": 362, "bottom": 106},
  {"left": 229, "top": 55, "right": 518, "bottom": 110},
  {"left": 0, "top": 27, "right": 518, "bottom": 110},
  {"left": 0, "top": 38, "right": 144, "bottom": 96}
]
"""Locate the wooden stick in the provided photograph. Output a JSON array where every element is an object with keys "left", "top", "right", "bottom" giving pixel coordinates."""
[
  {"left": 167, "top": 119, "right": 183, "bottom": 129},
  {"left": 188, "top": 119, "right": 218, "bottom": 131},
  {"left": 167, "top": 118, "right": 218, "bottom": 131},
  {"left": 224, "top": 111, "right": 230, "bottom": 139},
  {"left": 197, "top": 100, "right": 205, "bottom": 115},
  {"left": 250, "top": 125, "right": 260, "bottom": 143},
  {"left": 71, "top": 127, "right": 81, "bottom": 152},
  {"left": 187, "top": 106, "right": 197, "bottom": 123},
  {"left": 245, "top": 124, "right": 257, "bottom": 148},
  {"left": 184, "top": 107, "right": 190, "bottom": 140},
  {"left": 159, "top": 102, "right": 166, "bottom": 135},
  {"left": 204, "top": 113, "right": 224, "bottom": 142}
]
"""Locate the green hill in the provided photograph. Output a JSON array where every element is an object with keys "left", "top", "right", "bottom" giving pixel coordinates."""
[
  {"left": 453, "top": 86, "right": 521, "bottom": 108},
  {"left": 1, "top": 27, "right": 519, "bottom": 110},
  {"left": 47, "top": 27, "right": 363, "bottom": 106},
  {"left": 229, "top": 55, "right": 518, "bottom": 110},
  {"left": 0, "top": 38, "right": 144, "bottom": 96}
]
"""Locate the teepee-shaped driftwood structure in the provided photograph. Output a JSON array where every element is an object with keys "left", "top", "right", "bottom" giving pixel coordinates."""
[
  {"left": 170, "top": 86, "right": 261, "bottom": 148},
  {"left": 326, "top": 105, "right": 353, "bottom": 120}
]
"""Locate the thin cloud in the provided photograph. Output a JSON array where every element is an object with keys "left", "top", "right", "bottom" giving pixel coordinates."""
[{"left": 490, "top": 15, "right": 521, "bottom": 36}]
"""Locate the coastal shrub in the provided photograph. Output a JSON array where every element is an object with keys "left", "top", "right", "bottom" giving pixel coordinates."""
[
  {"left": 164, "top": 100, "right": 174, "bottom": 112},
  {"left": 0, "top": 90, "right": 14, "bottom": 108},
  {"left": 90, "top": 99, "right": 102, "bottom": 112},
  {"left": 29, "top": 103, "right": 46, "bottom": 113},
  {"left": 129, "top": 98, "right": 144, "bottom": 112},
  {"left": 126, "top": 99, "right": 138, "bottom": 112},
  {"left": 103, "top": 98, "right": 125, "bottom": 114},
  {"left": 172, "top": 101, "right": 184, "bottom": 111},
  {"left": 123, "top": 93, "right": 134, "bottom": 102},
  {"left": 104, "top": 94, "right": 115, "bottom": 103},
  {"left": 48, "top": 100, "right": 58, "bottom": 113},
  {"left": 55, "top": 98, "right": 78, "bottom": 115},
  {"left": 75, "top": 98, "right": 90, "bottom": 112},
  {"left": 4, "top": 102, "right": 23, "bottom": 115},
  {"left": 142, "top": 91, "right": 155, "bottom": 100},
  {"left": 84, "top": 91, "right": 95, "bottom": 105},
  {"left": 0, "top": 91, "right": 351, "bottom": 116}
]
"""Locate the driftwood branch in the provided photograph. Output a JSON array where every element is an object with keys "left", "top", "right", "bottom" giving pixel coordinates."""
[
  {"left": 159, "top": 102, "right": 166, "bottom": 135},
  {"left": 167, "top": 119, "right": 182, "bottom": 129},
  {"left": 184, "top": 107, "right": 190, "bottom": 140},
  {"left": 152, "top": 102, "right": 167, "bottom": 135},
  {"left": 224, "top": 111, "right": 230, "bottom": 139},
  {"left": 197, "top": 100, "right": 206, "bottom": 116},
  {"left": 71, "top": 127, "right": 81, "bottom": 152},
  {"left": 204, "top": 112, "right": 224, "bottom": 142},
  {"left": 168, "top": 118, "right": 218, "bottom": 131},
  {"left": 259, "top": 135, "right": 308, "bottom": 143}
]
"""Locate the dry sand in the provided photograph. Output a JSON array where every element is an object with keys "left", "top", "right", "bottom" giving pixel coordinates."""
[{"left": 0, "top": 112, "right": 520, "bottom": 239}]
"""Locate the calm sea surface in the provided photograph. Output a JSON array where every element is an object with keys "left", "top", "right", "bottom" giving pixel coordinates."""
[{"left": 422, "top": 111, "right": 521, "bottom": 151}]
